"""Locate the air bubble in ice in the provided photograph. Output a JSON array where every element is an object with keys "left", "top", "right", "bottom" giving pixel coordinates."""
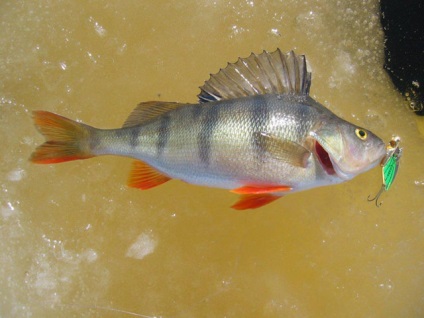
[
  {"left": 8, "top": 168, "right": 26, "bottom": 181},
  {"left": 89, "top": 16, "right": 107, "bottom": 37}
]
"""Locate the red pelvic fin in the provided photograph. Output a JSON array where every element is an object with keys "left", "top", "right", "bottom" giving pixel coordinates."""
[
  {"left": 231, "top": 194, "right": 281, "bottom": 210},
  {"left": 231, "top": 185, "right": 292, "bottom": 194},
  {"left": 127, "top": 160, "right": 171, "bottom": 190},
  {"left": 30, "top": 111, "right": 94, "bottom": 164}
]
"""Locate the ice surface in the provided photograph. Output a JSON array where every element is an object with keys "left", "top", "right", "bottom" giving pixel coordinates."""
[{"left": 1, "top": 0, "right": 423, "bottom": 317}]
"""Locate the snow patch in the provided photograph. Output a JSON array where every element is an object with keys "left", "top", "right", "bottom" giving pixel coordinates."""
[{"left": 126, "top": 232, "right": 157, "bottom": 260}]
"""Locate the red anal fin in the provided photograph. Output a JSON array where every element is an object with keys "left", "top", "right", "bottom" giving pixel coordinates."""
[
  {"left": 127, "top": 160, "right": 171, "bottom": 190},
  {"left": 231, "top": 194, "right": 281, "bottom": 210},
  {"left": 231, "top": 185, "right": 292, "bottom": 194}
]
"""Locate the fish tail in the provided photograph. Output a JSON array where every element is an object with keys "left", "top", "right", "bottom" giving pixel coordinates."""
[{"left": 30, "top": 111, "right": 95, "bottom": 164}]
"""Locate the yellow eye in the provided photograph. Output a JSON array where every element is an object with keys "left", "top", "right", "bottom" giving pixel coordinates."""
[{"left": 355, "top": 128, "right": 367, "bottom": 140}]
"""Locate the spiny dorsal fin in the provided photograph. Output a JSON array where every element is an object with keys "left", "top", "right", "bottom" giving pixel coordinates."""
[
  {"left": 198, "top": 49, "right": 311, "bottom": 103},
  {"left": 123, "top": 101, "right": 188, "bottom": 128}
]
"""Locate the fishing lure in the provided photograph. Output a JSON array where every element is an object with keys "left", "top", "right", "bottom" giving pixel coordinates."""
[{"left": 368, "top": 136, "right": 402, "bottom": 206}]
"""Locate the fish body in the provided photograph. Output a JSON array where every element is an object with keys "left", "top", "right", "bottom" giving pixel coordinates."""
[
  {"left": 31, "top": 50, "right": 386, "bottom": 209},
  {"left": 92, "top": 95, "right": 340, "bottom": 189}
]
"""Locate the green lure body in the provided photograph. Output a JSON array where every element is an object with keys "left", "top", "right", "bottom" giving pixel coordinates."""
[{"left": 368, "top": 136, "right": 402, "bottom": 206}]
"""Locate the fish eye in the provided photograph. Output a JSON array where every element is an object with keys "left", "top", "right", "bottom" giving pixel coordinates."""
[{"left": 355, "top": 128, "right": 367, "bottom": 140}]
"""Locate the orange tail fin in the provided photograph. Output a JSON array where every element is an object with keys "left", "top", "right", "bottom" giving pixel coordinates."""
[{"left": 30, "top": 111, "right": 94, "bottom": 164}]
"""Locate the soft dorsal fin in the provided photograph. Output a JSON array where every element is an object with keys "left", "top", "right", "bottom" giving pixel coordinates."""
[
  {"left": 198, "top": 49, "right": 311, "bottom": 103},
  {"left": 123, "top": 101, "right": 187, "bottom": 128}
]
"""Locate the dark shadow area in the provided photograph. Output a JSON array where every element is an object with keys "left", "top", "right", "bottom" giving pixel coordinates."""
[{"left": 380, "top": 0, "right": 424, "bottom": 115}]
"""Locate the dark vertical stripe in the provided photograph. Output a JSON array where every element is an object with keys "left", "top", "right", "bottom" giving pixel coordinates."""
[
  {"left": 190, "top": 103, "right": 203, "bottom": 121},
  {"left": 129, "top": 126, "right": 142, "bottom": 148},
  {"left": 114, "top": 127, "right": 140, "bottom": 149},
  {"left": 198, "top": 104, "right": 220, "bottom": 165},
  {"left": 250, "top": 95, "right": 269, "bottom": 164},
  {"left": 89, "top": 128, "right": 101, "bottom": 151},
  {"left": 156, "top": 115, "right": 171, "bottom": 157}
]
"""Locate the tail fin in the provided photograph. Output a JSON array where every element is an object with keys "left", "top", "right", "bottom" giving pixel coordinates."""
[{"left": 30, "top": 111, "right": 95, "bottom": 164}]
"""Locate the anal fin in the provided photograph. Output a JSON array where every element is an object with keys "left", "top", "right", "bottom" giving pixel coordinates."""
[
  {"left": 231, "top": 194, "right": 281, "bottom": 210},
  {"left": 128, "top": 160, "right": 171, "bottom": 190}
]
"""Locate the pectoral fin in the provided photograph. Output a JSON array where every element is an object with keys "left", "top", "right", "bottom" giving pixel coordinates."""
[
  {"left": 231, "top": 194, "right": 281, "bottom": 210},
  {"left": 254, "top": 132, "right": 310, "bottom": 168},
  {"left": 127, "top": 160, "right": 171, "bottom": 190}
]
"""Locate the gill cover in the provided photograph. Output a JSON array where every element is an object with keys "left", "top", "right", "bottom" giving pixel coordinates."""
[{"left": 311, "top": 118, "right": 386, "bottom": 180}]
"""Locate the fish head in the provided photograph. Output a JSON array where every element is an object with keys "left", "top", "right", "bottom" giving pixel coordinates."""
[{"left": 311, "top": 118, "right": 386, "bottom": 180}]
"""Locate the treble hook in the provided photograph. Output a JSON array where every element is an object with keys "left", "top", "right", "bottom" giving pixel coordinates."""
[{"left": 367, "top": 184, "right": 385, "bottom": 207}]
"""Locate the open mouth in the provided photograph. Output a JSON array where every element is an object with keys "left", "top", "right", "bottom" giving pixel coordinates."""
[{"left": 315, "top": 141, "right": 336, "bottom": 175}]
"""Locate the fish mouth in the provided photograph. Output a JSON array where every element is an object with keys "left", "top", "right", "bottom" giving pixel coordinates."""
[{"left": 315, "top": 140, "right": 336, "bottom": 176}]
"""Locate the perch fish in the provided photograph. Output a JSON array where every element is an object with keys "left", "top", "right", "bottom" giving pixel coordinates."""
[{"left": 30, "top": 49, "right": 386, "bottom": 209}]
